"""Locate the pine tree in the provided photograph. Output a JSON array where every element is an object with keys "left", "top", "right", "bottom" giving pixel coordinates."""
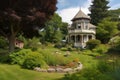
[{"left": 89, "top": 0, "right": 110, "bottom": 25}]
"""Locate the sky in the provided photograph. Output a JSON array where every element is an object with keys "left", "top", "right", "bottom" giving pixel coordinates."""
[{"left": 56, "top": 0, "right": 120, "bottom": 24}]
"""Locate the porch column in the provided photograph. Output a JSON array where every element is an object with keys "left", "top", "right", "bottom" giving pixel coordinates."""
[
  {"left": 81, "top": 34, "right": 83, "bottom": 43},
  {"left": 75, "top": 34, "right": 76, "bottom": 43},
  {"left": 86, "top": 34, "right": 89, "bottom": 41}
]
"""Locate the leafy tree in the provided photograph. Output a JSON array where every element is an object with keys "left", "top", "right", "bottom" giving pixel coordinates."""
[
  {"left": 40, "top": 13, "right": 68, "bottom": 43},
  {"left": 108, "top": 8, "right": 120, "bottom": 21},
  {"left": 96, "top": 18, "right": 118, "bottom": 43},
  {"left": 89, "top": 0, "right": 110, "bottom": 25},
  {"left": 0, "top": 0, "right": 57, "bottom": 52},
  {"left": 86, "top": 39, "right": 101, "bottom": 50}
]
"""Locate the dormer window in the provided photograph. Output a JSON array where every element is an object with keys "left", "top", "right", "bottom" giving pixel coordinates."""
[{"left": 77, "top": 24, "right": 81, "bottom": 29}]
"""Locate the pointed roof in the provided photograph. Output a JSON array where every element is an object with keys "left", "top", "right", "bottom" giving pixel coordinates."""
[{"left": 72, "top": 9, "right": 90, "bottom": 21}]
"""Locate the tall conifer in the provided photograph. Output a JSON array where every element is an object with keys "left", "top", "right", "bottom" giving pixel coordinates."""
[{"left": 89, "top": 0, "right": 110, "bottom": 25}]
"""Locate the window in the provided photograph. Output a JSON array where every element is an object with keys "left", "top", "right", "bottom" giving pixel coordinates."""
[{"left": 77, "top": 24, "right": 81, "bottom": 29}]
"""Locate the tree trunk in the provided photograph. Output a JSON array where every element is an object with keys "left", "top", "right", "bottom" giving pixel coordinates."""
[{"left": 8, "top": 34, "right": 15, "bottom": 52}]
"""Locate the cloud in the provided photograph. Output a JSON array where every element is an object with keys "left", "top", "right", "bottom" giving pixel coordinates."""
[
  {"left": 57, "top": 0, "right": 91, "bottom": 24},
  {"left": 57, "top": 7, "right": 79, "bottom": 24},
  {"left": 57, "top": 0, "right": 66, "bottom": 6},
  {"left": 110, "top": 3, "right": 120, "bottom": 10}
]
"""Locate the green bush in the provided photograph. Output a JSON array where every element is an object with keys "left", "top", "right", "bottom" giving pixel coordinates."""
[
  {"left": 97, "top": 61, "right": 113, "bottom": 73},
  {"left": 62, "top": 67, "right": 113, "bottom": 80},
  {"left": 93, "top": 44, "right": 108, "bottom": 54},
  {"left": 23, "top": 52, "right": 47, "bottom": 69},
  {"left": 10, "top": 49, "right": 32, "bottom": 65},
  {"left": 86, "top": 39, "right": 101, "bottom": 50},
  {"left": 0, "top": 54, "right": 10, "bottom": 63},
  {"left": 0, "top": 36, "right": 8, "bottom": 49},
  {"left": 38, "top": 49, "right": 71, "bottom": 66},
  {"left": 25, "top": 37, "right": 41, "bottom": 51},
  {"left": 10, "top": 49, "right": 47, "bottom": 69}
]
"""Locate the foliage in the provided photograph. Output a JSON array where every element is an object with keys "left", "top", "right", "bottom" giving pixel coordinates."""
[
  {"left": 23, "top": 52, "right": 47, "bottom": 69},
  {"left": 89, "top": 0, "right": 110, "bottom": 25},
  {"left": 86, "top": 39, "right": 101, "bottom": 50},
  {"left": 93, "top": 44, "right": 109, "bottom": 54},
  {"left": 0, "top": 36, "right": 8, "bottom": 49},
  {"left": 97, "top": 61, "right": 113, "bottom": 73},
  {"left": 96, "top": 17, "right": 118, "bottom": 43},
  {"left": 38, "top": 48, "right": 71, "bottom": 66},
  {"left": 25, "top": 37, "right": 41, "bottom": 51},
  {"left": 40, "top": 13, "right": 68, "bottom": 43},
  {"left": 109, "top": 36, "right": 120, "bottom": 51},
  {"left": 0, "top": 54, "right": 10, "bottom": 63},
  {"left": 0, "top": 0, "right": 57, "bottom": 52},
  {"left": 62, "top": 61, "right": 115, "bottom": 80},
  {"left": 108, "top": 8, "right": 120, "bottom": 21},
  {"left": 10, "top": 49, "right": 47, "bottom": 69}
]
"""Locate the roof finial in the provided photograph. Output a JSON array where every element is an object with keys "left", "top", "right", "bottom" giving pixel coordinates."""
[{"left": 79, "top": 0, "right": 81, "bottom": 10}]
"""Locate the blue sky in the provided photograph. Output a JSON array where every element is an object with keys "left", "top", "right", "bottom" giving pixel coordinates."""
[{"left": 56, "top": 0, "right": 120, "bottom": 24}]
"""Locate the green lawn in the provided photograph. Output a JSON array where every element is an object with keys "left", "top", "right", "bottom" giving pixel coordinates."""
[{"left": 0, "top": 64, "right": 64, "bottom": 80}]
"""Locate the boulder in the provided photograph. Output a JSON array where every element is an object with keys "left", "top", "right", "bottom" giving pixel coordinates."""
[
  {"left": 34, "top": 67, "right": 41, "bottom": 72},
  {"left": 56, "top": 68, "right": 64, "bottom": 72},
  {"left": 47, "top": 68, "right": 56, "bottom": 72},
  {"left": 63, "top": 68, "right": 73, "bottom": 73}
]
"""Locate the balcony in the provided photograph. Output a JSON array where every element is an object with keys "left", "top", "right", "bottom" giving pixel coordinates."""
[{"left": 68, "top": 29, "right": 96, "bottom": 34}]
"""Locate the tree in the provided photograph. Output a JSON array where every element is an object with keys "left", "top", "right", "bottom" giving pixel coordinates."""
[
  {"left": 0, "top": 0, "right": 57, "bottom": 52},
  {"left": 89, "top": 0, "right": 109, "bottom": 25},
  {"left": 96, "top": 18, "right": 118, "bottom": 43},
  {"left": 40, "top": 13, "right": 68, "bottom": 43}
]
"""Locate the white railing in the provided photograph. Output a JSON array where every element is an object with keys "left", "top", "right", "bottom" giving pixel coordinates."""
[
  {"left": 74, "top": 42, "right": 86, "bottom": 48},
  {"left": 68, "top": 29, "right": 96, "bottom": 34}
]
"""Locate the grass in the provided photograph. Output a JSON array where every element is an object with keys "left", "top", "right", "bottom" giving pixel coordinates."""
[
  {"left": 0, "top": 45, "right": 109, "bottom": 80},
  {"left": 0, "top": 64, "right": 64, "bottom": 80}
]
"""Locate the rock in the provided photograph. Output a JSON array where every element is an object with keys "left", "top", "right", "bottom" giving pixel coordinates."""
[
  {"left": 63, "top": 68, "right": 73, "bottom": 73},
  {"left": 34, "top": 67, "right": 41, "bottom": 72},
  {"left": 74, "top": 63, "right": 83, "bottom": 71},
  {"left": 39, "top": 69, "right": 47, "bottom": 72},
  {"left": 56, "top": 68, "right": 64, "bottom": 72},
  {"left": 47, "top": 68, "right": 56, "bottom": 72}
]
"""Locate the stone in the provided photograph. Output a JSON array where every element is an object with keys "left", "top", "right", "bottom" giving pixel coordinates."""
[
  {"left": 34, "top": 67, "right": 41, "bottom": 72},
  {"left": 63, "top": 68, "right": 73, "bottom": 73},
  {"left": 56, "top": 68, "right": 64, "bottom": 72},
  {"left": 39, "top": 69, "right": 47, "bottom": 72},
  {"left": 47, "top": 68, "right": 56, "bottom": 72}
]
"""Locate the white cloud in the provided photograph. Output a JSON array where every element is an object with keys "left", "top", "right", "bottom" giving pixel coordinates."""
[
  {"left": 57, "top": 0, "right": 92, "bottom": 24},
  {"left": 57, "top": 7, "right": 79, "bottom": 24},
  {"left": 110, "top": 3, "right": 120, "bottom": 10}
]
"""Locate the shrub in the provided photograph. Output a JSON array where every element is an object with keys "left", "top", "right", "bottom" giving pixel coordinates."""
[
  {"left": 10, "top": 49, "right": 32, "bottom": 65},
  {"left": 86, "top": 39, "right": 101, "bottom": 50},
  {"left": 0, "top": 36, "right": 8, "bottom": 49},
  {"left": 62, "top": 63, "right": 114, "bottom": 80},
  {"left": 0, "top": 54, "right": 10, "bottom": 63},
  {"left": 10, "top": 49, "right": 47, "bottom": 69},
  {"left": 23, "top": 52, "right": 47, "bottom": 69},
  {"left": 93, "top": 44, "right": 108, "bottom": 54},
  {"left": 97, "top": 61, "right": 113, "bottom": 73},
  {"left": 38, "top": 49, "right": 71, "bottom": 66},
  {"left": 54, "top": 42, "right": 62, "bottom": 48},
  {"left": 25, "top": 37, "right": 41, "bottom": 51}
]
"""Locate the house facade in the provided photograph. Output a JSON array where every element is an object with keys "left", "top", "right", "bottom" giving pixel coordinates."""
[{"left": 67, "top": 9, "right": 96, "bottom": 48}]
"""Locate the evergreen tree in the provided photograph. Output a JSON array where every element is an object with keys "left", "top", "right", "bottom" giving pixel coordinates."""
[{"left": 89, "top": 0, "right": 110, "bottom": 25}]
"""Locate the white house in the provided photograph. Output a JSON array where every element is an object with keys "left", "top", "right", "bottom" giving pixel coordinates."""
[{"left": 67, "top": 9, "right": 96, "bottom": 48}]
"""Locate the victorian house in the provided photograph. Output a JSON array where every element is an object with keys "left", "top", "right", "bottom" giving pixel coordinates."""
[{"left": 67, "top": 9, "right": 96, "bottom": 48}]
